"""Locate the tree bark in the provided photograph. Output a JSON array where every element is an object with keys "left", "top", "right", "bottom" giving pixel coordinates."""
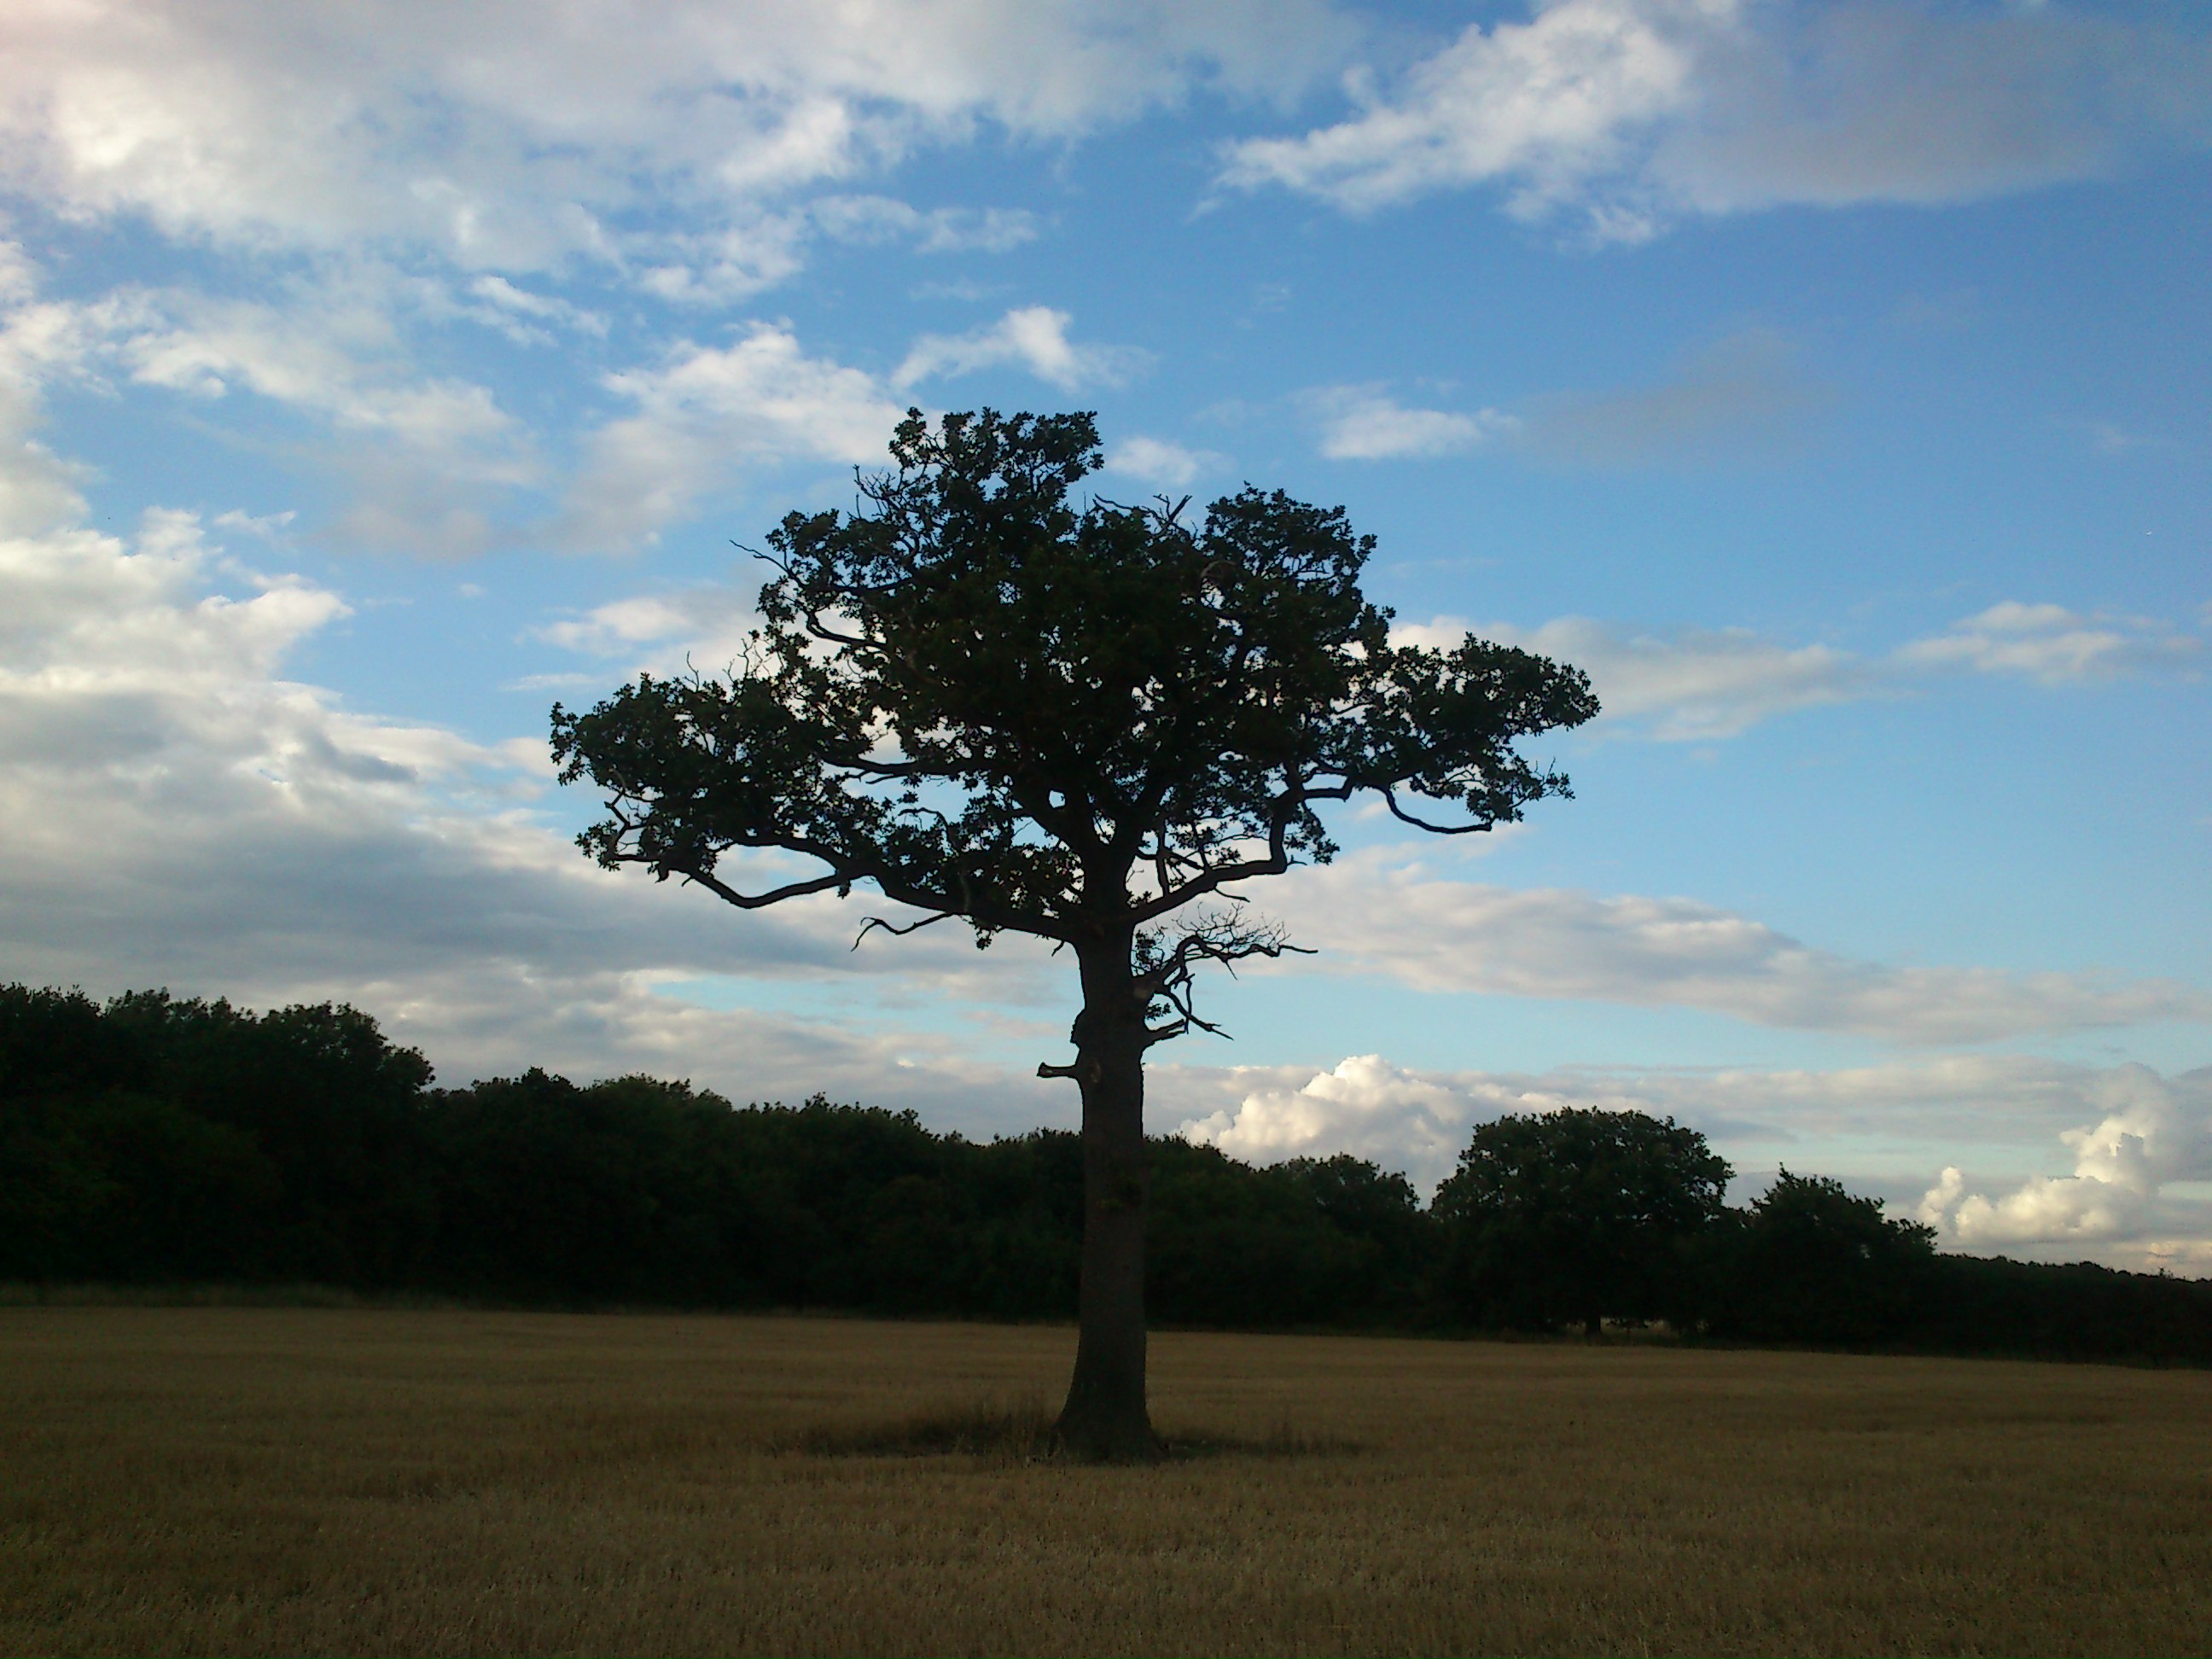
[{"left": 1053, "top": 931, "right": 1160, "bottom": 1461}]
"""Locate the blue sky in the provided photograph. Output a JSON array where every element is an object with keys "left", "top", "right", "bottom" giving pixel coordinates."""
[{"left": 2, "top": 0, "right": 2207, "bottom": 1268}]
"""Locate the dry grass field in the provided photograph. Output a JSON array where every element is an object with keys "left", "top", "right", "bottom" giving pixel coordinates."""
[{"left": 3, "top": 1307, "right": 2208, "bottom": 1656}]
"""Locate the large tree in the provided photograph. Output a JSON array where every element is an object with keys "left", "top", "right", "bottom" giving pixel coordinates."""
[{"left": 550, "top": 409, "right": 1598, "bottom": 1458}]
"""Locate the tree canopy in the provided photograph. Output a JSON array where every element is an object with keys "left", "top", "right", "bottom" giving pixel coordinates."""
[
  {"left": 1435, "top": 1107, "right": 1732, "bottom": 1335},
  {"left": 12, "top": 981, "right": 2212, "bottom": 1370},
  {"left": 551, "top": 408, "right": 1600, "bottom": 1457},
  {"left": 552, "top": 408, "right": 1596, "bottom": 975}
]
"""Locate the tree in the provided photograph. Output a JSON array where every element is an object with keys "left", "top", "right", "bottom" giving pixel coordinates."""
[
  {"left": 550, "top": 409, "right": 1598, "bottom": 1458},
  {"left": 1435, "top": 1107, "right": 1730, "bottom": 1335},
  {"left": 1703, "top": 1168, "right": 1936, "bottom": 1346}
]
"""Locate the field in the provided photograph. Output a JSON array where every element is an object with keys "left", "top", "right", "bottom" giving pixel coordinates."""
[{"left": 3, "top": 1308, "right": 2209, "bottom": 1656}]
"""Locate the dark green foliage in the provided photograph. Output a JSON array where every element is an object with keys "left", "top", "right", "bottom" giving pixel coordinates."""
[
  {"left": 7, "top": 981, "right": 2209, "bottom": 1362},
  {"left": 550, "top": 409, "right": 1600, "bottom": 953},
  {"left": 1913, "top": 1254, "right": 2212, "bottom": 1365},
  {"left": 0, "top": 986, "right": 1415, "bottom": 1327},
  {"left": 1434, "top": 1107, "right": 1731, "bottom": 1333},
  {"left": 1701, "top": 1168, "right": 1937, "bottom": 1345},
  {"left": 0, "top": 985, "right": 428, "bottom": 1286},
  {"left": 1150, "top": 1145, "right": 1435, "bottom": 1328}
]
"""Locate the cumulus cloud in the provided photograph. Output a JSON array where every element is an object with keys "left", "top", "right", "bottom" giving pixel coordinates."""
[
  {"left": 1304, "top": 384, "right": 1518, "bottom": 460},
  {"left": 893, "top": 306, "right": 1144, "bottom": 392},
  {"left": 0, "top": 1, "right": 1351, "bottom": 274},
  {"left": 1267, "top": 849, "right": 2212, "bottom": 1045},
  {"left": 1165, "top": 1048, "right": 2212, "bottom": 1237},
  {"left": 1177, "top": 1053, "right": 1520, "bottom": 1193},
  {"left": 1221, "top": 0, "right": 2212, "bottom": 239},
  {"left": 1918, "top": 1064, "right": 2212, "bottom": 1249},
  {"left": 559, "top": 324, "right": 905, "bottom": 553}
]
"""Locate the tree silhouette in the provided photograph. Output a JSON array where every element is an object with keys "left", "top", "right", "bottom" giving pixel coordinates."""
[
  {"left": 550, "top": 409, "right": 1598, "bottom": 1458},
  {"left": 1435, "top": 1107, "right": 1730, "bottom": 1336}
]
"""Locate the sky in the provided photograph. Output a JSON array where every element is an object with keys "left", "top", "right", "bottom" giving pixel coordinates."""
[{"left": 1, "top": 0, "right": 2207, "bottom": 1271}]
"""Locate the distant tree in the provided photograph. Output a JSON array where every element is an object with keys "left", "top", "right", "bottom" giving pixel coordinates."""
[
  {"left": 1435, "top": 1108, "right": 1731, "bottom": 1335},
  {"left": 550, "top": 409, "right": 1598, "bottom": 1458},
  {"left": 1703, "top": 1168, "right": 1935, "bottom": 1346}
]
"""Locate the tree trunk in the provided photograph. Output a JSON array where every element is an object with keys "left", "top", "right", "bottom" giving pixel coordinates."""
[{"left": 1052, "top": 932, "right": 1159, "bottom": 1461}]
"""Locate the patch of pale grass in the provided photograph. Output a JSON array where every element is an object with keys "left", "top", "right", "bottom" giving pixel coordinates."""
[{"left": 3, "top": 1307, "right": 2208, "bottom": 1655}]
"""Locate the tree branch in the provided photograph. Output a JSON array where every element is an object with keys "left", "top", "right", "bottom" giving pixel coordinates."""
[
  {"left": 675, "top": 866, "right": 850, "bottom": 910},
  {"left": 853, "top": 909, "right": 958, "bottom": 948},
  {"left": 1381, "top": 786, "right": 1494, "bottom": 835}
]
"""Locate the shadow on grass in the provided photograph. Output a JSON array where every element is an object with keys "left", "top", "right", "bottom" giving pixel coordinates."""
[{"left": 790, "top": 1395, "right": 1359, "bottom": 1464}]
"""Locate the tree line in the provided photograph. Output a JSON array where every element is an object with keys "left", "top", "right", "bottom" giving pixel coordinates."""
[{"left": 3, "top": 984, "right": 2206, "bottom": 1364}]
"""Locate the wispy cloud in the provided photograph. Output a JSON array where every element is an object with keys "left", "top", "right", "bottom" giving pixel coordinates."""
[
  {"left": 893, "top": 306, "right": 1145, "bottom": 392},
  {"left": 1897, "top": 601, "right": 2201, "bottom": 684},
  {"left": 1513, "top": 327, "right": 1828, "bottom": 467},
  {"left": 1398, "top": 602, "right": 2203, "bottom": 743},
  {"left": 0, "top": 274, "right": 538, "bottom": 557},
  {"left": 1268, "top": 850, "right": 2212, "bottom": 1045},
  {"left": 1402, "top": 614, "right": 1869, "bottom": 742},
  {"left": 1221, "top": 0, "right": 2212, "bottom": 240},
  {"left": 1103, "top": 435, "right": 1228, "bottom": 488},
  {"left": 1304, "top": 384, "right": 1518, "bottom": 460}
]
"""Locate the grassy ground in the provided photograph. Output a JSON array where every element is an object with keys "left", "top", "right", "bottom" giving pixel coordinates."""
[{"left": 3, "top": 1308, "right": 2207, "bottom": 1656}]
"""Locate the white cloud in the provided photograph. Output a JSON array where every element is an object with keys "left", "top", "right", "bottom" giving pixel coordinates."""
[
  {"left": 0, "top": 383, "right": 1068, "bottom": 1059},
  {"left": 0, "top": 272, "right": 537, "bottom": 556},
  {"left": 0, "top": 1, "right": 1350, "bottom": 276},
  {"left": 535, "top": 586, "right": 761, "bottom": 679},
  {"left": 893, "top": 306, "right": 1144, "bottom": 393},
  {"left": 1402, "top": 613, "right": 1869, "bottom": 741},
  {"left": 1919, "top": 1064, "right": 2212, "bottom": 1248},
  {"left": 1178, "top": 1053, "right": 1505, "bottom": 1193},
  {"left": 1225, "top": 0, "right": 1712, "bottom": 224},
  {"left": 3, "top": 391, "right": 2206, "bottom": 1258},
  {"left": 464, "top": 276, "right": 608, "bottom": 344},
  {"left": 559, "top": 324, "right": 905, "bottom": 553},
  {"left": 1897, "top": 601, "right": 2200, "bottom": 684},
  {"left": 121, "top": 299, "right": 521, "bottom": 458},
  {"left": 1267, "top": 848, "right": 2212, "bottom": 1045},
  {"left": 0, "top": 379, "right": 89, "bottom": 538},
  {"left": 1306, "top": 385, "right": 1518, "bottom": 460},
  {"left": 808, "top": 195, "right": 1039, "bottom": 254},
  {"left": 1222, "top": 1, "right": 2212, "bottom": 239},
  {"left": 1166, "top": 1048, "right": 2212, "bottom": 1246},
  {"left": 1103, "top": 435, "right": 1227, "bottom": 489},
  {"left": 1399, "top": 597, "right": 2205, "bottom": 744}
]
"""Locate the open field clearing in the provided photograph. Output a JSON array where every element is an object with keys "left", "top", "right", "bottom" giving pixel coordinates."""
[{"left": 3, "top": 1308, "right": 2209, "bottom": 1656}]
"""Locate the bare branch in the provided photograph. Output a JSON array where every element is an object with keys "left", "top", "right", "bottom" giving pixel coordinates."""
[{"left": 853, "top": 910, "right": 957, "bottom": 949}]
